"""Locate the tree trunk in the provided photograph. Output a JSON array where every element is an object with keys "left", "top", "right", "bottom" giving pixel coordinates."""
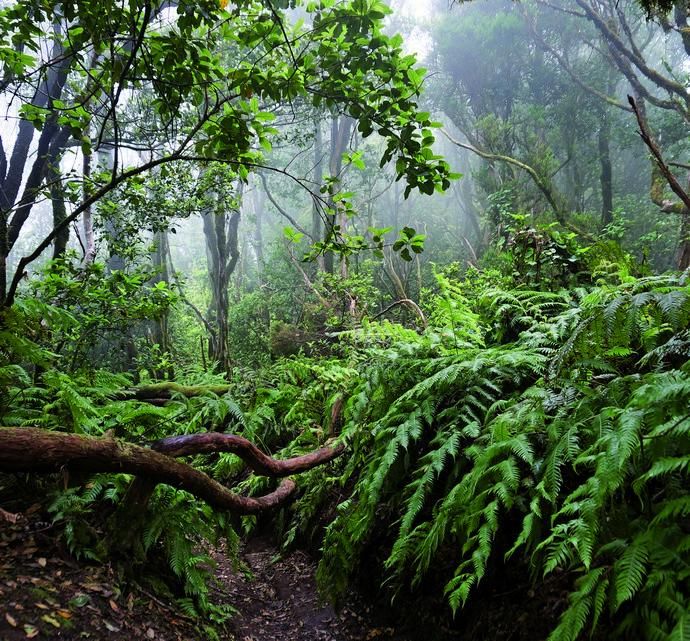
[
  {"left": 151, "top": 230, "right": 170, "bottom": 347},
  {"left": 50, "top": 160, "right": 69, "bottom": 260},
  {"left": 324, "top": 115, "right": 353, "bottom": 274},
  {"left": 598, "top": 111, "right": 614, "bottom": 227},
  {"left": 678, "top": 207, "right": 690, "bottom": 271},
  {"left": 0, "top": 27, "right": 72, "bottom": 303},
  {"left": 0, "top": 211, "right": 7, "bottom": 305},
  {"left": 0, "top": 427, "right": 344, "bottom": 514},
  {"left": 150, "top": 230, "right": 173, "bottom": 378},
  {"left": 312, "top": 117, "right": 325, "bottom": 271},
  {"left": 82, "top": 151, "right": 97, "bottom": 266},
  {"left": 202, "top": 181, "right": 243, "bottom": 372},
  {"left": 250, "top": 182, "right": 266, "bottom": 283}
]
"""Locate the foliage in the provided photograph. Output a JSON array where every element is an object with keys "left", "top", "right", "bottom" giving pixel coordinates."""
[
  {"left": 246, "top": 269, "right": 690, "bottom": 641},
  {"left": 0, "top": 338, "right": 247, "bottom": 615},
  {"left": 0, "top": 0, "right": 458, "bottom": 311},
  {"left": 2, "top": 1, "right": 690, "bottom": 636},
  {"left": 27, "top": 259, "right": 176, "bottom": 372},
  {"left": 4, "top": 239, "right": 690, "bottom": 641}
]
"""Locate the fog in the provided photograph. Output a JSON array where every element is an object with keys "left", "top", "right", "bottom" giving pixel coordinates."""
[{"left": 1, "top": 0, "right": 688, "bottom": 359}]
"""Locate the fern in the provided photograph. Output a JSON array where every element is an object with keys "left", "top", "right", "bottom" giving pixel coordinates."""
[{"left": 303, "top": 272, "right": 690, "bottom": 641}]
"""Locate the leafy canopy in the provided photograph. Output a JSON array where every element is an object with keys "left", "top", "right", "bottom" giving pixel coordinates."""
[{"left": 0, "top": 0, "right": 454, "bottom": 196}]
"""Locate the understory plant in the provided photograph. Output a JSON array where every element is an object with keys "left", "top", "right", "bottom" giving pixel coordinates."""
[
  {"left": 3, "top": 266, "right": 690, "bottom": 641},
  {"left": 264, "top": 270, "right": 690, "bottom": 641}
]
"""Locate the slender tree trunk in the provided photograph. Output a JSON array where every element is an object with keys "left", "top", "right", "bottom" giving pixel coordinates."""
[
  {"left": 312, "top": 117, "right": 325, "bottom": 271},
  {"left": 97, "top": 146, "right": 126, "bottom": 273},
  {"left": 324, "top": 115, "right": 353, "bottom": 274},
  {"left": 598, "top": 113, "right": 614, "bottom": 227},
  {"left": 0, "top": 28, "right": 71, "bottom": 303},
  {"left": 202, "top": 182, "right": 243, "bottom": 372},
  {"left": 250, "top": 183, "right": 265, "bottom": 283},
  {"left": 82, "top": 151, "right": 96, "bottom": 266},
  {"left": 151, "top": 230, "right": 172, "bottom": 378},
  {"left": 0, "top": 212, "right": 6, "bottom": 306},
  {"left": 50, "top": 159, "right": 69, "bottom": 259},
  {"left": 678, "top": 207, "right": 690, "bottom": 271},
  {"left": 0, "top": 29, "right": 69, "bottom": 215}
]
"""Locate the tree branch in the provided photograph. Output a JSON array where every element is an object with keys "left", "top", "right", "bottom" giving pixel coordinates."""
[
  {"left": 370, "top": 298, "right": 427, "bottom": 328},
  {"left": 576, "top": 0, "right": 690, "bottom": 111},
  {"left": 152, "top": 432, "right": 344, "bottom": 477},
  {"left": 522, "top": 6, "right": 631, "bottom": 112},
  {"left": 440, "top": 129, "right": 567, "bottom": 223},
  {"left": 0, "top": 427, "right": 343, "bottom": 514},
  {"left": 260, "top": 173, "right": 313, "bottom": 240},
  {"left": 628, "top": 95, "right": 690, "bottom": 212}
]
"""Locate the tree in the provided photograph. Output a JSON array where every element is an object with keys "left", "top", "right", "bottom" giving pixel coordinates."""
[
  {"left": 533, "top": 0, "right": 690, "bottom": 267},
  {"left": 0, "top": 0, "right": 455, "bottom": 309},
  {"left": 200, "top": 169, "right": 243, "bottom": 371}
]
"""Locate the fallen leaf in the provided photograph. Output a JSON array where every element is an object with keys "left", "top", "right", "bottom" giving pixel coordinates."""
[
  {"left": 146, "top": 628, "right": 155, "bottom": 639},
  {"left": 41, "top": 614, "right": 61, "bottom": 628},
  {"left": 56, "top": 609, "right": 72, "bottom": 619},
  {"left": 108, "top": 599, "right": 119, "bottom": 612},
  {"left": 69, "top": 594, "right": 90, "bottom": 608},
  {"left": 37, "top": 558, "right": 47, "bottom": 568},
  {"left": 23, "top": 623, "right": 39, "bottom": 638},
  {"left": 5, "top": 613, "right": 17, "bottom": 627},
  {"left": 0, "top": 508, "right": 21, "bottom": 523},
  {"left": 35, "top": 603, "right": 49, "bottom": 610},
  {"left": 104, "top": 620, "right": 120, "bottom": 632}
]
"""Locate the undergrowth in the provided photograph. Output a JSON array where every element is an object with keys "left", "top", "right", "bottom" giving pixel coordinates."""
[
  {"left": 242, "top": 270, "right": 690, "bottom": 641},
  {"left": 2, "top": 268, "right": 690, "bottom": 640}
]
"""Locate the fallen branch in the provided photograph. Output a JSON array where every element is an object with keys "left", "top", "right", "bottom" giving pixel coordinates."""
[
  {"left": 0, "top": 428, "right": 343, "bottom": 515},
  {"left": 152, "top": 433, "right": 345, "bottom": 476}
]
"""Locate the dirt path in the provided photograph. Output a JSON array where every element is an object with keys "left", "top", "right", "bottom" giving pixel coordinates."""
[
  {"left": 0, "top": 507, "right": 402, "bottom": 641},
  {"left": 0, "top": 506, "right": 566, "bottom": 641},
  {"left": 216, "top": 538, "right": 399, "bottom": 641}
]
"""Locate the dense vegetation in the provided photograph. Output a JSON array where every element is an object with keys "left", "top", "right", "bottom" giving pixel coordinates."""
[{"left": 1, "top": 0, "right": 690, "bottom": 639}]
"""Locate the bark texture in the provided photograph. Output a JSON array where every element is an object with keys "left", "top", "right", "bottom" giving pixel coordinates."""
[{"left": 0, "top": 427, "right": 343, "bottom": 514}]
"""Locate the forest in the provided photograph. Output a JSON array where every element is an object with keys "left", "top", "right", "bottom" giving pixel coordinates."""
[{"left": 1, "top": 0, "right": 690, "bottom": 639}]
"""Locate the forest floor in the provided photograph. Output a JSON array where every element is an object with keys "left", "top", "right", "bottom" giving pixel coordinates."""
[
  {"left": 218, "top": 537, "right": 401, "bottom": 641},
  {"left": 0, "top": 507, "right": 402, "bottom": 641},
  {"left": 0, "top": 505, "right": 568, "bottom": 641}
]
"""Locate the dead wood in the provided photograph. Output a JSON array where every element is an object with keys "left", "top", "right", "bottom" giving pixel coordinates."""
[{"left": 0, "top": 427, "right": 343, "bottom": 515}]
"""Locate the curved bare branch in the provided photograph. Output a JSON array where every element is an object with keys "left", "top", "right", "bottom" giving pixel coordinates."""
[{"left": 0, "top": 427, "right": 344, "bottom": 514}]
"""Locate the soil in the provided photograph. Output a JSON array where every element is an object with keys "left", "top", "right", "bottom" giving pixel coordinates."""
[
  {"left": 219, "top": 538, "right": 400, "bottom": 641},
  {"left": 0, "top": 507, "right": 400, "bottom": 641},
  {"left": 0, "top": 504, "right": 201, "bottom": 641},
  {"left": 0, "top": 505, "right": 568, "bottom": 641}
]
